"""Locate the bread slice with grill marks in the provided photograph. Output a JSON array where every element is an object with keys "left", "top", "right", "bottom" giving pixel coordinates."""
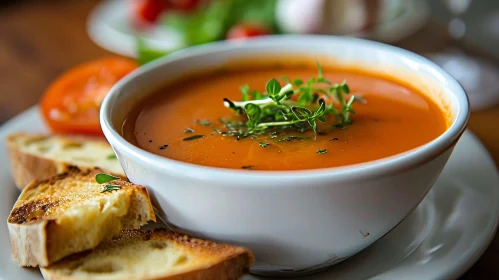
[
  {"left": 40, "top": 229, "right": 254, "bottom": 280},
  {"left": 7, "top": 167, "right": 155, "bottom": 267},
  {"left": 6, "top": 133, "right": 125, "bottom": 190}
]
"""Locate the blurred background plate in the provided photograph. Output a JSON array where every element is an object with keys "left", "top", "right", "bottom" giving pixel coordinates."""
[
  {"left": 87, "top": 0, "right": 429, "bottom": 58},
  {"left": 87, "top": 0, "right": 184, "bottom": 57},
  {"left": 352, "top": 0, "right": 429, "bottom": 43}
]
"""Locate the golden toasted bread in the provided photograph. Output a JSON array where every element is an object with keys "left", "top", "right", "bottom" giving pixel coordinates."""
[
  {"left": 7, "top": 167, "right": 155, "bottom": 267},
  {"left": 40, "top": 228, "right": 254, "bottom": 280},
  {"left": 6, "top": 133, "right": 125, "bottom": 190}
]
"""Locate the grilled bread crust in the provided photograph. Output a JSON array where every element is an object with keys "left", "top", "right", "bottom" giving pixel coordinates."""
[
  {"left": 8, "top": 167, "right": 155, "bottom": 267},
  {"left": 6, "top": 133, "right": 125, "bottom": 190},
  {"left": 40, "top": 228, "right": 254, "bottom": 280}
]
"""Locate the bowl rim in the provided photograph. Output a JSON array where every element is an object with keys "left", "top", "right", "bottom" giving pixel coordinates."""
[{"left": 100, "top": 35, "right": 470, "bottom": 183}]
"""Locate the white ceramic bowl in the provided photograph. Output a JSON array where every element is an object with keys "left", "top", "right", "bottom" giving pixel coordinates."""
[{"left": 100, "top": 35, "right": 469, "bottom": 276}]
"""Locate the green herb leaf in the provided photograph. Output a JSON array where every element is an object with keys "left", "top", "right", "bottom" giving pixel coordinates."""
[
  {"left": 280, "top": 75, "right": 290, "bottom": 84},
  {"left": 308, "top": 119, "right": 317, "bottom": 133},
  {"left": 136, "top": 38, "right": 172, "bottom": 65},
  {"left": 240, "top": 84, "right": 250, "bottom": 101},
  {"left": 266, "top": 78, "right": 281, "bottom": 96},
  {"left": 317, "top": 149, "right": 327, "bottom": 154},
  {"left": 183, "top": 135, "right": 204, "bottom": 141},
  {"left": 298, "top": 89, "right": 312, "bottom": 106},
  {"left": 292, "top": 78, "right": 304, "bottom": 86},
  {"left": 183, "top": 128, "right": 194, "bottom": 133},
  {"left": 252, "top": 90, "right": 264, "bottom": 100},
  {"left": 307, "top": 77, "right": 316, "bottom": 87},
  {"left": 244, "top": 103, "right": 262, "bottom": 126},
  {"left": 341, "top": 81, "right": 350, "bottom": 93},
  {"left": 315, "top": 61, "right": 332, "bottom": 84},
  {"left": 317, "top": 99, "right": 326, "bottom": 115},
  {"left": 317, "top": 116, "right": 326, "bottom": 123},
  {"left": 317, "top": 61, "right": 324, "bottom": 78},
  {"left": 102, "top": 184, "right": 121, "bottom": 193},
  {"left": 291, "top": 106, "right": 313, "bottom": 120},
  {"left": 199, "top": 120, "right": 212, "bottom": 126},
  {"left": 107, "top": 154, "right": 117, "bottom": 160},
  {"left": 259, "top": 141, "right": 269, "bottom": 147},
  {"left": 95, "top": 174, "right": 120, "bottom": 184}
]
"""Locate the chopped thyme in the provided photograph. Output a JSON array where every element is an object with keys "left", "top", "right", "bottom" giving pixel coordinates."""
[
  {"left": 277, "top": 136, "right": 309, "bottom": 142},
  {"left": 102, "top": 185, "right": 121, "bottom": 193},
  {"left": 159, "top": 144, "right": 168, "bottom": 150},
  {"left": 107, "top": 154, "right": 117, "bottom": 160},
  {"left": 317, "top": 149, "right": 327, "bottom": 154},
  {"left": 183, "top": 135, "right": 204, "bottom": 141},
  {"left": 330, "top": 138, "right": 339, "bottom": 141},
  {"left": 199, "top": 120, "right": 212, "bottom": 126},
  {"left": 259, "top": 142, "right": 269, "bottom": 147},
  {"left": 183, "top": 128, "right": 194, "bottom": 133},
  {"left": 149, "top": 140, "right": 153, "bottom": 143}
]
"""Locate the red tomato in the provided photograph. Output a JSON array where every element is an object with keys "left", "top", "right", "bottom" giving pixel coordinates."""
[
  {"left": 169, "top": 0, "right": 203, "bottom": 11},
  {"left": 40, "top": 57, "right": 138, "bottom": 136},
  {"left": 133, "top": 0, "right": 169, "bottom": 24},
  {"left": 226, "top": 23, "right": 271, "bottom": 40}
]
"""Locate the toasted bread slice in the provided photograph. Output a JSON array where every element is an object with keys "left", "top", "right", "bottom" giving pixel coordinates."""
[
  {"left": 40, "top": 229, "right": 254, "bottom": 280},
  {"left": 6, "top": 133, "right": 125, "bottom": 190},
  {"left": 7, "top": 167, "right": 155, "bottom": 267}
]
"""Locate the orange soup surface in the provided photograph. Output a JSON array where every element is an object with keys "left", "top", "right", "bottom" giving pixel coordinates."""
[{"left": 123, "top": 64, "right": 447, "bottom": 170}]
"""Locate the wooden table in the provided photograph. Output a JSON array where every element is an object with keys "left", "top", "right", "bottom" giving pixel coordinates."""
[{"left": 1, "top": 1, "right": 498, "bottom": 278}]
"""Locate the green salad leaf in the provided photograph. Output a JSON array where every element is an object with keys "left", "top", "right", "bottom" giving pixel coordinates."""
[
  {"left": 136, "top": 38, "right": 172, "bottom": 65},
  {"left": 136, "top": 0, "right": 279, "bottom": 64}
]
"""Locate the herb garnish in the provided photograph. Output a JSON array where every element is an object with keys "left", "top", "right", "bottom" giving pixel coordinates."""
[
  {"left": 183, "top": 128, "right": 194, "bottom": 133},
  {"left": 95, "top": 174, "right": 120, "bottom": 184},
  {"left": 107, "top": 154, "right": 117, "bottom": 160},
  {"left": 102, "top": 185, "right": 121, "bottom": 193},
  {"left": 95, "top": 174, "right": 121, "bottom": 193},
  {"left": 183, "top": 135, "right": 204, "bottom": 141},
  {"left": 199, "top": 120, "right": 211, "bottom": 126},
  {"left": 222, "top": 62, "right": 359, "bottom": 139},
  {"left": 317, "top": 149, "right": 327, "bottom": 154},
  {"left": 259, "top": 142, "right": 269, "bottom": 147},
  {"left": 277, "top": 136, "right": 308, "bottom": 142}
]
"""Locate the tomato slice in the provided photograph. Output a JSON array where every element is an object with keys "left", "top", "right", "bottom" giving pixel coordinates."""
[
  {"left": 133, "top": 0, "right": 169, "bottom": 25},
  {"left": 226, "top": 23, "right": 271, "bottom": 40},
  {"left": 169, "top": 0, "right": 203, "bottom": 11},
  {"left": 40, "top": 57, "right": 138, "bottom": 136}
]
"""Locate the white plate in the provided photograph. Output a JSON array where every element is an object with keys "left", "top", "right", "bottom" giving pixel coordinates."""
[
  {"left": 87, "top": 0, "right": 429, "bottom": 58},
  {"left": 0, "top": 107, "right": 497, "bottom": 280}
]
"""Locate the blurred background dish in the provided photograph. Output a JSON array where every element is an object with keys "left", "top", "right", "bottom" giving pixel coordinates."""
[
  {"left": 424, "top": 0, "right": 499, "bottom": 111},
  {"left": 87, "top": 0, "right": 429, "bottom": 59}
]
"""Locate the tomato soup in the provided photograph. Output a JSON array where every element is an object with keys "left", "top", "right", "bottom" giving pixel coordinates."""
[{"left": 123, "top": 63, "right": 447, "bottom": 170}]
